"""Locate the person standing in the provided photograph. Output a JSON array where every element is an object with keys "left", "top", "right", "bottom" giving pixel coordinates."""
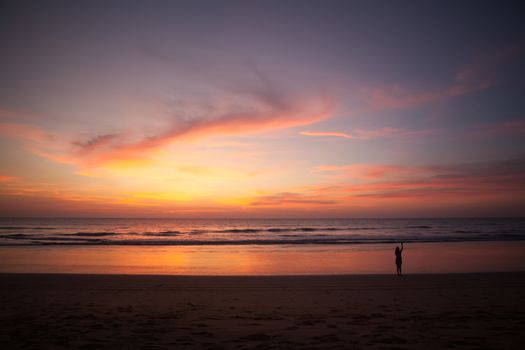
[{"left": 395, "top": 242, "right": 404, "bottom": 276}]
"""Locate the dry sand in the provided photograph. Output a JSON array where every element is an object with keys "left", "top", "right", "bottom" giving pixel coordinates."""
[{"left": 1, "top": 273, "right": 525, "bottom": 349}]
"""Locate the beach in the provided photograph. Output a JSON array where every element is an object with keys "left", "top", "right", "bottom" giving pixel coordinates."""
[
  {"left": 1, "top": 221, "right": 525, "bottom": 349},
  {"left": 1, "top": 273, "right": 525, "bottom": 349}
]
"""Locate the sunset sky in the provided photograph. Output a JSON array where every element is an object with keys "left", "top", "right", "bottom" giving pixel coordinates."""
[{"left": 1, "top": 0, "right": 524, "bottom": 217}]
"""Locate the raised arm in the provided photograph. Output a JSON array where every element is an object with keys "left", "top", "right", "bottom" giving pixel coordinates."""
[{"left": 400, "top": 242, "right": 404, "bottom": 253}]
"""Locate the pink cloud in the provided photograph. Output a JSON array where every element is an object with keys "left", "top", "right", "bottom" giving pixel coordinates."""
[
  {"left": 299, "top": 131, "right": 353, "bottom": 139},
  {"left": 73, "top": 98, "right": 331, "bottom": 167},
  {"left": 0, "top": 85, "right": 333, "bottom": 168},
  {"left": 354, "top": 127, "right": 438, "bottom": 140},
  {"left": 301, "top": 127, "right": 439, "bottom": 141},
  {"left": 355, "top": 47, "right": 519, "bottom": 113},
  {"left": 455, "top": 46, "right": 518, "bottom": 84},
  {"left": 0, "top": 122, "right": 52, "bottom": 142},
  {"left": 240, "top": 158, "right": 525, "bottom": 215},
  {"left": 316, "top": 158, "right": 525, "bottom": 201},
  {"left": 65, "top": 73, "right": 334, "bottom": 167},
  {"left": 0, "top": 108, "right": 46, "bottom": 122},
  {"left": 361, "top": 78, "right": 491, "bottom": 112},
  {"left": 470, "top": 119, "right": 525, "bottom": 138},
  {"left": 316, "top": 163, "right": 433, "bottom": 180}
]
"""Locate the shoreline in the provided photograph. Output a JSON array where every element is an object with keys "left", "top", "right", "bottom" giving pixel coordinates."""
[{"left": 2, "top": 237, "right": 525, "bottom": 246}]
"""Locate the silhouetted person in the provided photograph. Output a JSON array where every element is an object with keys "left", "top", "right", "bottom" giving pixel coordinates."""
[{"left": 395, "top": 242, "right": 404, "bottom": 276}]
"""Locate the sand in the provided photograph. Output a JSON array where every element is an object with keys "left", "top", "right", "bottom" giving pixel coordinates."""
[{"left": 1, "top": 273, "right": 525, "bottom": 349}]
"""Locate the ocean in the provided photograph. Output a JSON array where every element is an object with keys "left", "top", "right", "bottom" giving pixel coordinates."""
[
  {"left": 1, "top": 217, "right": 524, "bottom": 246},
  {"left": 1, "top": 218, "right": 524, "bottom": 274}
]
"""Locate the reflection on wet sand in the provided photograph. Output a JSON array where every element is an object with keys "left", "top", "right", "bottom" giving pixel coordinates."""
[{"left": 1, "top": 241, "right": 524, "bottom": 275}]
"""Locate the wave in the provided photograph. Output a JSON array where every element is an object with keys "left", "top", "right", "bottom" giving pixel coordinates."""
[
  {"left": 211, "top": 227, "right": 348, "bottom": 234},
  {"left": 0, "top": 233, "right": 32, "bottom": 239},
  {"left": 143, "top": 231, "right": 181, "bottom": 236},
  {"left": 70, "top": 232, "right": 119, "bottom": 237},
  {"left": 218, "top": 229, "right": 261, "bottom": 233},
  {"left": 1, "top": 233, "right": 524, "bottom": 246},
  {"left": 189, "top": 230, "right": 207, "bottom": 235},
  {"left": 0, "top": 226, "right": 56, "bottom": 230},
  {"left": 0, "top": 234, "right": 103, "bottom": 242},
  {"left": 0, "top": 226, "right": 430, "bottom": 236},
  {"left": 453, "top": 230, "right": 479, "bottom": 234}
]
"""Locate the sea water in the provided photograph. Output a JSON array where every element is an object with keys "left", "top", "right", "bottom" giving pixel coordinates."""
[{"left": 1, "top": 218, "right": 524, "bottom": 274}]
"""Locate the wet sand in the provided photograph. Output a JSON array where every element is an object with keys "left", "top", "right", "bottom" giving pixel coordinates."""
[
  {"left": 1, "top": 273, "right": 525, "bottom": 349},
  {"left": 2, "top": 241, "right": 525, "bottom": 275}
]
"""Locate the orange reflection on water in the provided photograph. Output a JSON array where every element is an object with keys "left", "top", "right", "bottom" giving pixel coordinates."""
[{"left": 0, "top": 241, "right": 524, "bottom": 275}]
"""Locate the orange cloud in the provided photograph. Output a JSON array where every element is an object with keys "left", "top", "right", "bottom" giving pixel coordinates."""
[
  {"left": 0, "top": 175, "right": 16, "bottom": 182},
  {"left": 249, "top": 192, "right": 338, "bottom": 207},
  {"left": 245, "top": 158, "right": 525, "bottom": 214},
  {"left": 0, "top": 87, "right": 332, "bottom": 170},
  {"left": 71, "top": 92, "right": 332, "bottom": 167}
]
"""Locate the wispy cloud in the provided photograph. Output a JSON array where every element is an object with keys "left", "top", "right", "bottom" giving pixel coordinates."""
[
  {"left": 0, "top": 175, "right": 17, "bottom": 182},
  {"left": 0, "top": 122, "right": 53, "bottom": 142},
  {"left": 301, "top": 127, "right": 438, "bottom": 141},
  {"left": 354, "top": 127, "right": 438, "bottom": 139},
  {"left": 454, "top": 45, "right": 519, "bottom": 85},
  {"left": 249, "top": 192, "right": 338, "bottom": 206},
  {"left": 299, "top": 131, "right": 353, "bottom": 139},
  {"left": 0, "top": 75, "right": 333, "bottom": 169},
  {"left": 316, "top": 163, "right": 433, "bottom": 180},
  {"left": 360, "top": 78, "right": 491, "bottom": 112},
  {"left": 315, "top": 158, "right": 525, "bottom": 200},
  {"left": 469, "top": 119, "right": 525, "bottom": 138},
  {"left": 222, "top": 158, "right": 525, "bottom": 216},
  {"left": 354, "top": 47, "right": 519, "bottom": 113},
  {"left": 0, "top": 108, "right": 47, "bottom": 122},
  {"left": 69, "top": 75, "right": 333, "bottom": 167}
]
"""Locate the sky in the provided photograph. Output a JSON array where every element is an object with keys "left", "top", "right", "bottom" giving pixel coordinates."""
[{"left": 1, "top": 0, "right": 524, "bottom": 218}]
